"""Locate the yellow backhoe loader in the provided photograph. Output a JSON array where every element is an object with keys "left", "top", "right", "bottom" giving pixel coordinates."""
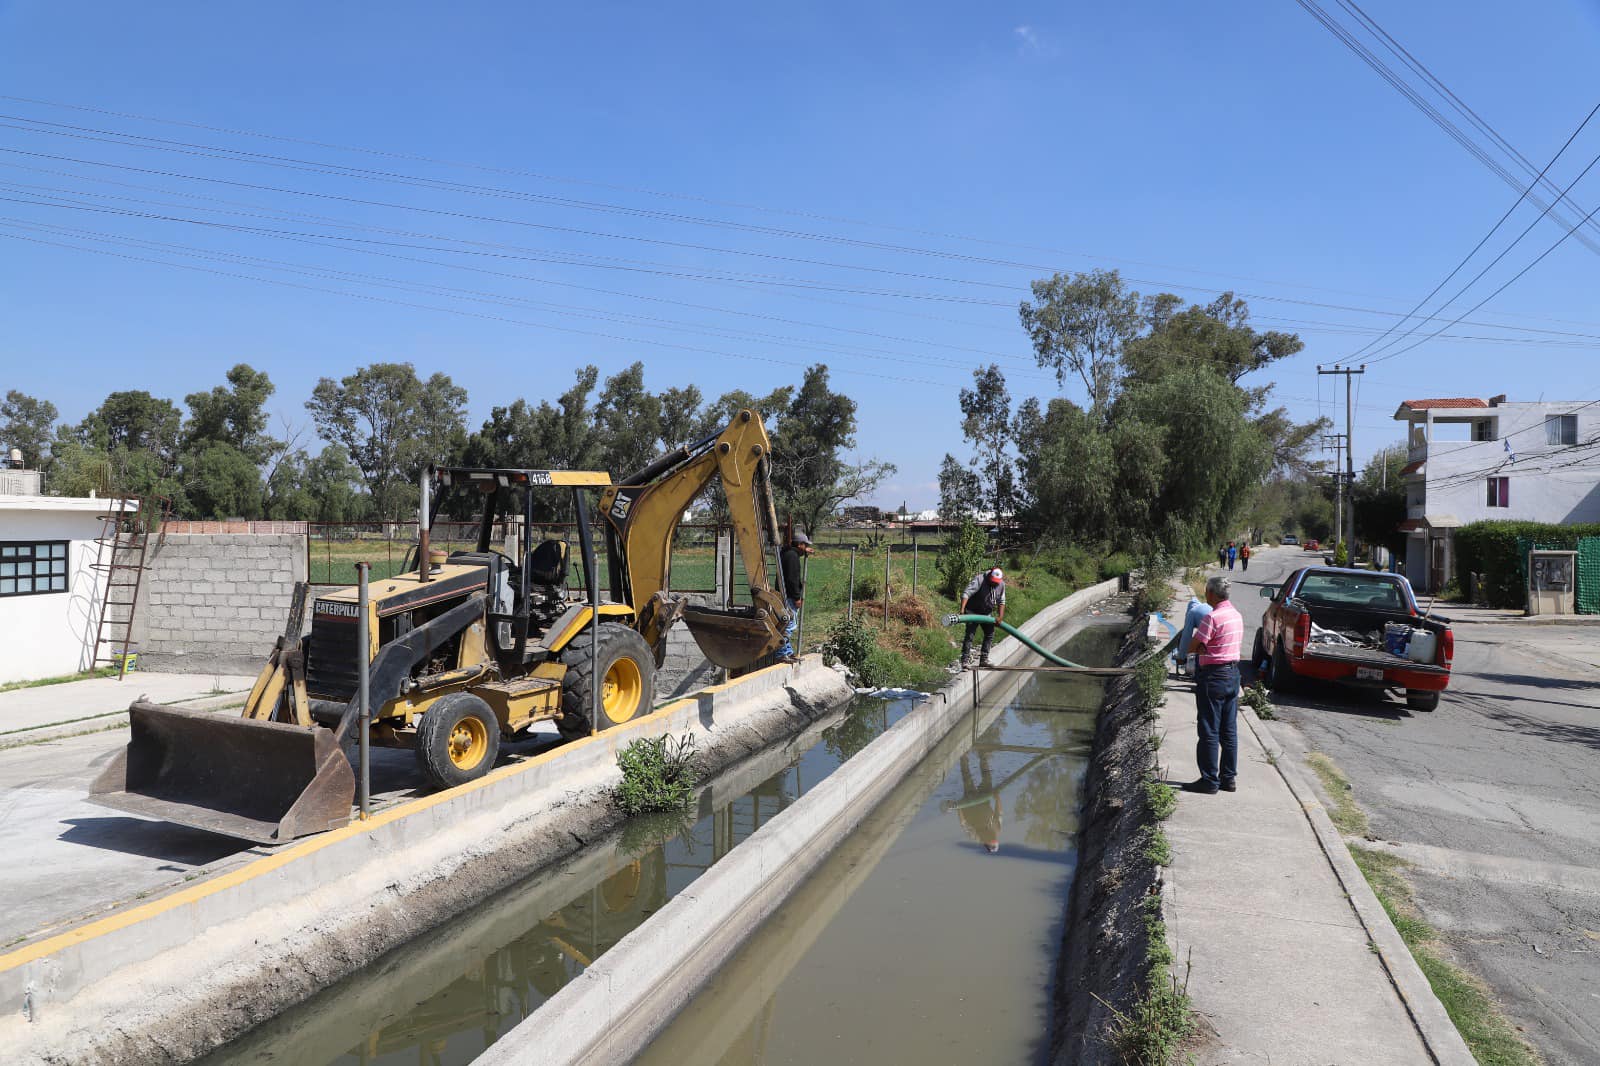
[{"left": 89, "top": 410, "right": 791, "bottom": 844}]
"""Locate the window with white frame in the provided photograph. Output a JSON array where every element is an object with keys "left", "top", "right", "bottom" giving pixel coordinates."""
[
  {"left": 1486, "top": 477, "right": 1510, "bottom": 508},
  {"left": 1545, "top": 414, "right": 1577, "bottom": 445},
  {"left": 0, "top": 541, "right": 69, "bottom": 597}
]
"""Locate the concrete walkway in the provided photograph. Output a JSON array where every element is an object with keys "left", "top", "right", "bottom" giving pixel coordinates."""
[
  {"left": 1156, "top": 552, "right": 1474, "bottom": 1065},
  {"left": 0, "top": 671, "right": 255, "bottom": 743},
  {"left": 1158, "top": 679, "right": 1440, "bottom": 1064}
]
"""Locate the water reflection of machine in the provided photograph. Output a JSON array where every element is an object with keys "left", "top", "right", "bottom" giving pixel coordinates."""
[{"left": 359, "top": 851, "right": 669, "bottom": 1062}]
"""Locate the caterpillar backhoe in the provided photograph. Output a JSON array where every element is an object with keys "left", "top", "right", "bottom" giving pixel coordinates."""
[{"left": 90, "top": 410, "right": 791, "bottom": 844}]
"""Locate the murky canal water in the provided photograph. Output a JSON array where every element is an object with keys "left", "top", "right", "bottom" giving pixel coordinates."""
[
  {"left": 632, "top": 622, "right": 1120, "bottom": 1066},
  {"left": 203, "top": 694, "right": 918, "bottom": 1066},
  {"left": 203, "top": 620, "right": 1120, "bottom": 1066}
]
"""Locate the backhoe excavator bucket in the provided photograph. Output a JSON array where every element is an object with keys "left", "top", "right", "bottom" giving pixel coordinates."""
[
  {"left": 88, "top": 701, "right": 354, "bottom": 845},
  {"left": 681, "top": 605, "right": 783, "bottom": 669}
]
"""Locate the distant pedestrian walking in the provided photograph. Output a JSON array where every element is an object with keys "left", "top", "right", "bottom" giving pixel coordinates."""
[
  {"left": 1184, "top": 576, "right": 1243, "bottom": 795},
  {"left": 1226, "top": 542, "right": 1238, "bottom": 570},
  {"left": 1217, "top": 544, "right": 1227, "bottom": 568},
  {"left": 1239, "top": 542, "right": 1251, "bottom": 572},
  {"left": 958, "top": 567, "right": 1007, "bottom": 669}
]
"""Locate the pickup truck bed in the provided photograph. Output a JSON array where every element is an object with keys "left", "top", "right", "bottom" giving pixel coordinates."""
[
  {"left": 1304, "top": 641, "right": 1447, "bottom": 676},
  {"left": 1257, "top": 566, "right": 1453, "bottom": 711}
]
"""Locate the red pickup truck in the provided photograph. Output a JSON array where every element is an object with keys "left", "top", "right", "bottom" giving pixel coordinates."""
[{"left": 1254, "top": 567, "right": 1452, "bottom": 711}]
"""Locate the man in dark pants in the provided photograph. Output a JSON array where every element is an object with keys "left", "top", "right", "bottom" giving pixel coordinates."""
[
  {"left": 1184, "top": 575, "right": 1243, "bottom": 794},
  {"left": 958, "top": 567, "right": 1006, "bottom": 669},
  {"left": 778, "top": 531, "right": 813, "bottom": 658}
]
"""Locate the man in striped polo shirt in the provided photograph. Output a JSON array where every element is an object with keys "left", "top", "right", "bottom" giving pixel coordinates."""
[{"left": 1184, "top": 575, "right": 1243, "bottom": 794}]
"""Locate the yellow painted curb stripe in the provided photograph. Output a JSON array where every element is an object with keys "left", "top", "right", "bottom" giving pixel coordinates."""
[{"left": 0, "top": 661, "right": 790, "bottom": 975}]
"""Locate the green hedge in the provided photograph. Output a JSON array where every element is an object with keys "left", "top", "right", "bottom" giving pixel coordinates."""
[{"left": 1453, "top": 521, "right": 1600, "bottom": 609}]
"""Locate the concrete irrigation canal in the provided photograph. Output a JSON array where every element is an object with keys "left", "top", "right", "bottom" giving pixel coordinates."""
[
  {"left": 204, "top": 610, "right": 1126, "bottom": 1065},
  {"left": 2, "top": 577, "right": 1147, "bottom": 1064}
]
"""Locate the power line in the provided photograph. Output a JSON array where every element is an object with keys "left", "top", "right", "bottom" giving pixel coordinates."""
[
  {"left": 6, "top": 90, "right": 1574, "bottom": 310},
  {"left": 1295, "top": 0, "right": 1600, "bottom": 255},
  {"left": 1364, "top": 193, "right": 1600, "bottom": 367},
  {"left": 1359, "top": 142, "right": 1600, "bottom": 363},
  {"left": 1345, "top": 99, "right": 1600, "bottom": 360},
  {"left": 15, "top": 145, "right": 1600, "bottom": 351}
]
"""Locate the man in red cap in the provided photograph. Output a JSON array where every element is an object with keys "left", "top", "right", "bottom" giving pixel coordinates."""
[{"left": 958, "top": 566, "right": 1007, "bottom": 669}]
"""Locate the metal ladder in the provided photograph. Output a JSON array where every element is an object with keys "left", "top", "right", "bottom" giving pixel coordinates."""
[{"left": 89, "top": 495, "right": 165, "bottom": 679}]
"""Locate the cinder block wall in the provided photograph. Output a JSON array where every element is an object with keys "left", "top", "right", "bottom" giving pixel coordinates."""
[
  {"left": 133, "top": 533, "right": 306, "bottom": 674},
  {"left": 657, "top": 595, "right": 722, "bottom": 700}
]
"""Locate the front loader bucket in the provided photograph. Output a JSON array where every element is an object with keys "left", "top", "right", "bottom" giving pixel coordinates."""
[
  {"left": 681, "top": 605, "right": 783, "bottom": 669},
  {"left": 89, "top": 701, "right": 355, "bottom": 845}
]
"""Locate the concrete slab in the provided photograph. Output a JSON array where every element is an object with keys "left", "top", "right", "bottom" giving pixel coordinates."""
[
  {"left": 0, "top": 671, "right": 254, "bottom": 740},
  {"left": 1159, "top": 677, "right": 1435, "bottom": 1065}
]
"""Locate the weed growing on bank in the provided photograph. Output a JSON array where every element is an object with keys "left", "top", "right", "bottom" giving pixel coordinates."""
[
  {"left": 1136, "top": 652, "right": 1168, "bottom": 719},
  {"left": 1145, "top": 775, "right": 1177, "bottom": 820},
  {"left": 1109, "top": 894, "right": 1195, "bottom": 1065},
  {"left": 1142, "top": 825, "right": 1173, "bottom": 867},
  {"left": 615, "top": 734, "right": 699, "bottom": 816}
]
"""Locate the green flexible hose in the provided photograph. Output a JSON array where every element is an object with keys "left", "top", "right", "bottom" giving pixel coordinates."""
[{"left": 944, "top": 614, "right": 1087, "bottom": 668}]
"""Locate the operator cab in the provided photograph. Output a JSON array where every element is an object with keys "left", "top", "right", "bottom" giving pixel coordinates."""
[{"left": 424, "top": 466, "right": 613, "bottom": 667}]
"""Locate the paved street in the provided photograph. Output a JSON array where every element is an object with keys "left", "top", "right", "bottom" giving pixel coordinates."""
[
  {"left": 0, "top": 677, "right": 563, "bottom": 944},
  {"left": 1234, "top": 546, "right": 1600, "bottom": 1066}
]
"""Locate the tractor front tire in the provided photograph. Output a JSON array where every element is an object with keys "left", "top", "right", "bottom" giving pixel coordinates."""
[
  {"left": 416, "top": 692, "right": 502, "bottom": 789},
  {"left": 560, "top": 623, "right": 657, "bottom": 737}
]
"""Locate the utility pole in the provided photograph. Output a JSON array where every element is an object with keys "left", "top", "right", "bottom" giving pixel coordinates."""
[
  {"left": 1319, "top": 433, "right": 1347, "bottom": 547},
  {"left": 1318, "top": 364, "right": 1365, "bottom": 553}
]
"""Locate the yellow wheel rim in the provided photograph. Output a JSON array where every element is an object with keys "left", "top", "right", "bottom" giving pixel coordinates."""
[
  {"left": 601, "top": 656, "right": 644, "bottom": 723},
  {"left": 448, "top": 714, "right": 490, "bottom": 770}
]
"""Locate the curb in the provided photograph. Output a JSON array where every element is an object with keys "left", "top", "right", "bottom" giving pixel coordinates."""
[{"left": 1241, "top": 708, "right": 1477, "bottom": 1066}]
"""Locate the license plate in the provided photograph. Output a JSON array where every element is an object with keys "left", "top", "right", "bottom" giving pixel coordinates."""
[{"left": 1356, "top": 667, "right": 1385, "bottom": 681}]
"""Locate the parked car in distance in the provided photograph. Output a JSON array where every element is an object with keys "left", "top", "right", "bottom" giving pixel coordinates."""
[
  {"left": 1302, "top": 538, "right": 1320, "bottom": 551},
  {"left": 1254, "top": 566, "right": 1452, "bottom": 712},
  {"left": 1281, "top": 534, "right": 1299, "bottom": 545}
]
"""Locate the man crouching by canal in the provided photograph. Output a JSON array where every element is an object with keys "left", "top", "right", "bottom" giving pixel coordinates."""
[
  {"left": 958, "top": 567, "right": 1007, "bottom": 669},
  {"left": 1184, "top": 575, "right": 1242, "bottom": 795}
]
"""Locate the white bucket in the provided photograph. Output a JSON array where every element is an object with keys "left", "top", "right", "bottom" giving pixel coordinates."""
[{"left": 1405, "top": 629, "right": 1438, "bottom": 664}]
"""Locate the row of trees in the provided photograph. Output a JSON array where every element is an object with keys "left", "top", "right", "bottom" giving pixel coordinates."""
[
  {"left": 939, "top": 270, "right": 1328, "bottom": 553},
  {"left": 2, "top": 362, "right": 892, "bottom": 532}
]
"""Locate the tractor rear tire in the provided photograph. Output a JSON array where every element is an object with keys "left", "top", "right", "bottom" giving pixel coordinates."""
[
  {"left": 416, "top": 692, "right": 501, "bottom": 789},
  {"left": 560, "top": 623, "right": 657, "bottom": 738}
]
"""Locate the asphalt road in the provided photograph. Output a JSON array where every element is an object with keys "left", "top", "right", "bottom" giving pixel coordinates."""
[
  {"left": 0, "top": 715, "right": 562, "bottom": 944},
  {"left": 1232, "top": 545, "right": 1600, "bottom": 1066}
]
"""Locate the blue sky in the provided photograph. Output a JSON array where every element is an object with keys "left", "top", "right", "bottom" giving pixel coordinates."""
[{"left": 2, "top": 1, "right": 1598, "bottom": 509}]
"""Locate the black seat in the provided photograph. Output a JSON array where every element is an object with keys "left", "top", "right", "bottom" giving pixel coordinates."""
[{"left": 527, "top": 539, "right": 569, "bottom": 586}]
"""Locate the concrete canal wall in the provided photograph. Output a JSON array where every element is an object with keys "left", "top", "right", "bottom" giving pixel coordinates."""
[
  {"left": 1050, "top": 623, "right": 1167, "bottom": 1065},
  {"left": 477, "top": 576, "right": 1126, "bottom": 1066},
  {"left": 0, "top": 658, "right": 853, "bottom": 1066}
]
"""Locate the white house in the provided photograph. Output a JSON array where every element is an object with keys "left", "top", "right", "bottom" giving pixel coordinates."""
[
  {"left": 1393, "top": 395, "right": 1600, "bottom": 592},
  {"left": 0, "top": 484, "right": 115, "bottom": 684}
]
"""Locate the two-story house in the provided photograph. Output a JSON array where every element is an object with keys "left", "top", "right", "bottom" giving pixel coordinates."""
[{"left": 1393, "top": 396, "right": 1600, "bottom": 592}]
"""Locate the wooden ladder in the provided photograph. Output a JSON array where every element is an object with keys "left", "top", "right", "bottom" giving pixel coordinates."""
[{"left": 89, "top": 495, "right": 164, "bottom": 679}]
